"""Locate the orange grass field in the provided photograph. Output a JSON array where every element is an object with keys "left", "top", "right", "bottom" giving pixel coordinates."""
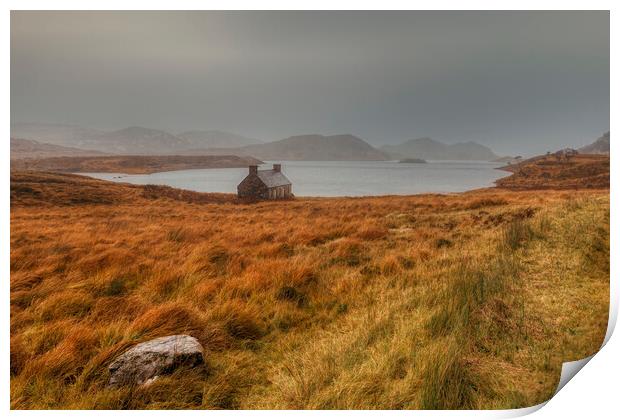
[{"left": 10, "top": 171, "right": 609, "bottom": 409}]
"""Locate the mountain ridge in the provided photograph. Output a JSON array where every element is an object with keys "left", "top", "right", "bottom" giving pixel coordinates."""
[
  {"left": 12, "top": 123, "right": 506, "bottom": 161},
  {"left": 10, "top": 137, "right": 109, "bottom": 159},
  {"left": 380, "top": 137, "right": 499, "bottom": 161},
  {"left": 201, "top": 134, "right": 390, "bottom": 161},
  {"left": 177, "top": 130, "right": 262, "bottom": 148},
  {"left": 11, "top": 123, "right": 261, "bottom": 156},
  {"left": 579, "top": 131, "right": 609, "bottom": 155}
]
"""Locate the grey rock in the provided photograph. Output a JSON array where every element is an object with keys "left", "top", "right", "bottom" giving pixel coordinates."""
[{"left": 108, "top": 335, "right": 204, "bottom": 387}]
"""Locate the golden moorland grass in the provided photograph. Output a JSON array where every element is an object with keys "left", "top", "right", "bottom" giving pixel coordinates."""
[{"left": 10, "top": 172, "right": 609, "bottom": 409}]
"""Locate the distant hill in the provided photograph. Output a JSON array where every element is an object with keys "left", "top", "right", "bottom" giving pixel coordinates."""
[
  {"left": 493, "top": 155, "right": 523, "bottom": 164},
  {"left": 207, "top": 134, "right": 390, "bottom": 161},
  {"left": 579, "top": 131, "right": 609, "bottom": 155},
  {"left": 10, "top": 138, "right": 108, "bottom": 159},
  {"left": 11, "top": 123, "right": 263, "bottom": 155},
  {"left": 381, "top": 137, "right": 499, "bottom": 161},
  {"left": 496, "top": 153, "right": 609, "bottom": 190},
  {"left": 11, "top": 155, "right": 262, "bottom": 174},
  {"left": 93, "top": 126, "right": 189, "bottom": 154},
  {"left": 10, "top": 123, "right": 105, "bottom": 148},
  {"left": 11, "top": 171, "right": 240, "bottom": 207},
  {"left": 14, "top": 123, "right": 507, "bottom": 161},
  {"left": 11, "top": 123, "right": 184, "bottom": 154},
  {"left": 177, "top": 130, "right": 262, "bottom": 148}
]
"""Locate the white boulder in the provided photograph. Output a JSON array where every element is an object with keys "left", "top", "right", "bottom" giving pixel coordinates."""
[{"left": 108, "top": 335, "right": 204, "bottom": 387}]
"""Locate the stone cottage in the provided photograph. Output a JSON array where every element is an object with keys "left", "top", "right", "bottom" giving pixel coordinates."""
[{"left": 237, "top": 164, "right": 293, "bottom": 199}]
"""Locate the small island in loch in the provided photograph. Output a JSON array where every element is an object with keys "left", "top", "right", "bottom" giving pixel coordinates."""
[{"left": 398, "top": 158, "right": 427, "bottom": 164}]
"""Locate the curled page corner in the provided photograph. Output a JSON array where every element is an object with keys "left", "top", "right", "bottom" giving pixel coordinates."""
[
  {"left": 493, "top": 356, "right": 597, "bottom": 418},
  {"left": 549, "top": 300, "right": 615, "bottom": 399},
  {"left": 506, "top": 299, "right": 617, "bottom": 417},
  {"left": 496, "top": 401, "right": 548, "bottom": 418},
  {"left": 554, "top": 355, "right": 595, "bottom": 395},
  {"left": 602, "top": 295, "right": 618, "bottom": 348},
  {"left": 546, "top": 295, "right": 617, "bottom": 402},
  {"left": 553, "top": 282, "right": 618, "bottom": 396}
]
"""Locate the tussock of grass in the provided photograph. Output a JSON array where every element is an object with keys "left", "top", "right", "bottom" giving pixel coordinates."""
[
  {"left": 420, "top": 338, "right": 480, "bottom": 409},
  {"left": 421, "top": 218, "right": 532, "bottom": 408}
]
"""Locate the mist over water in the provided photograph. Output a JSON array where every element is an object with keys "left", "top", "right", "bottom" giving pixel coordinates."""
[{"left": 82, "top": 161, "right": 506, "bottom": 197}]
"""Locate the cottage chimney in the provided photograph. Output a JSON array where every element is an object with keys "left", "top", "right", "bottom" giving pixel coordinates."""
[
  {"left": 249, "top": 165, "right": 258, "bottom": 175},
  {"left": 273, "top": 164, "right": 281, "bottom": 172}
]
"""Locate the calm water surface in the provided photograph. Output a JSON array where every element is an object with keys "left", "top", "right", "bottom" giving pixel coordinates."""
[{"left": 82, "top": 161, "right": 507, "bottom": 197}]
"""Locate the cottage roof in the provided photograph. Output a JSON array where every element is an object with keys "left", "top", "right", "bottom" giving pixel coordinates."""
[{"left": 257, "top": 169, "right": 291, "bottom": 188}]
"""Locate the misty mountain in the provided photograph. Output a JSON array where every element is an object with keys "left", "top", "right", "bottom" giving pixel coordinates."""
[
  {"left": 579, "top": 131, "right": 609, "bottom": 155},
  {"left": 94, "top": 127, "right": 189, "bottom": 154},
  {"left": 10, "top": 123, "right": 105, "bottom": 148},
  {"left": 10, "top": 138, "right": 108, "bottom": 159},
  {"left": 207, "top": 134, "right": 390, "bottom": 161},
  {"left": 380, "top": 137, "right": 499, "bottom": 161},
  {"left": 12, "top": 123, "right": 500, "bottom": 161},
  {"left": 11, "top": 123, "right": 262, "bottom": 155},
  {"left": 177, "top": 130, "right": 262, "bottom": 148}
]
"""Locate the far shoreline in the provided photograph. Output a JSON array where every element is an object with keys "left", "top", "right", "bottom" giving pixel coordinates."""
[
  {"left": 70, "top": 158, "right": 508, "bottom": 176},
  {"left": 72, "top": 160, "right": 507, "bottom": 199}
]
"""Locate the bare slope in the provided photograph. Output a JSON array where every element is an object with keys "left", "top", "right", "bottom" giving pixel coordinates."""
[
  {"left": 206, "top": 134, "right": 389, "bottom": 161},
  {"left": 177, "top": 130, "right": 263, "bottom": 148},
  {"left": 10, "top": 138, "right": 108, "bottom": 159},
  {"left": 496, "top": 153, "right": 609, "bottom": 190},
  {"left": 11, "top": 123, "right": 264, "bottom": 155},
  {"left": 381, "top": 137, "right": 499, "bottom": 161},
  {"left": 579, "top": 131, "right": 610, "bottom": 155},
  {"left": 11, "top": 155, "right": 262, "bottom": 174},
  {"left": 10, "top": 123, "right": 105, "bottom": 148}
]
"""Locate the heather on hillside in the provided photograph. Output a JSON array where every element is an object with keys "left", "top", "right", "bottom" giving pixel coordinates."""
[{"left": 497, "top": 154, "right": 609, "bottom": 190}]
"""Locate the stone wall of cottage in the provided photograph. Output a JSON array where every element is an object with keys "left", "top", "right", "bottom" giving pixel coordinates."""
[
  {"left": 237, "top": 175, "right": 269, "bottom": 198},
  {"left": 266, "top": 185, "right": 292, "bottom": 199},
  {"left": 238, "top": 175, "right": 293, "bottom": 199}
]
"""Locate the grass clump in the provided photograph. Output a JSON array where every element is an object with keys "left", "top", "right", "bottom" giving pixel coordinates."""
[
  {"left": 276, "top": 286, "right": 308, "bottom": 308},
  {"left": 420, "top": 340, "right": 479, "bottom": 409}
]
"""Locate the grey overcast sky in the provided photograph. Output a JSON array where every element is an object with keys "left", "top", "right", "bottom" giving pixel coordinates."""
[{"left": 11, "top": 11, "right": 609, "bottom": 155}]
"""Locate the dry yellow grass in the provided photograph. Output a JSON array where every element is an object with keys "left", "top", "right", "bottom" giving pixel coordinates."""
[{"left": 10, "top": 172, "right": 609, "bottom": 409}]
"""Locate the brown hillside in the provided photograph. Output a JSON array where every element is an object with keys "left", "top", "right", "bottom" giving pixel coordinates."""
[
  {"left": 11, "top": 155, "right": 263, "bottom": 174},
  {"left": 496, "top": 154, "right": 609, "bottom": 190},
  {"left": 10, "top": 171, "right": 239, "bottom": 207},
  {"left": 11, "top": 138, "right": 109, "bottom": 159}
]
